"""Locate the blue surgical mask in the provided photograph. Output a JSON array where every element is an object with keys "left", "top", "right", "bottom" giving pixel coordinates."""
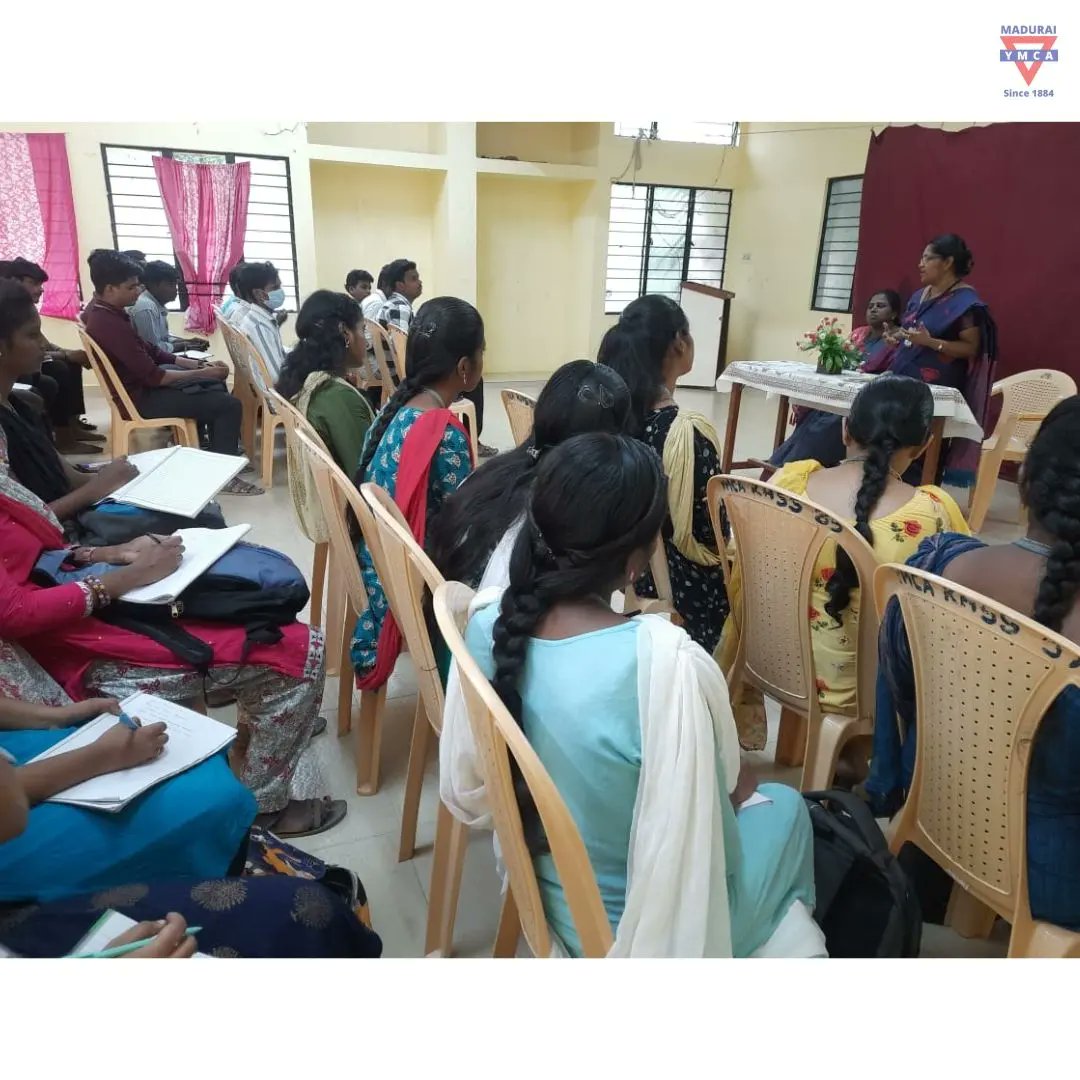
[{"left": 265, "top": 288, "right": 285, "bottom": 310}]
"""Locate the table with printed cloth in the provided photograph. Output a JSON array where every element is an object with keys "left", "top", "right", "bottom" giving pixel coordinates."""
[{"left": 715, "top": 361, "right": 983, "bottom": 485}]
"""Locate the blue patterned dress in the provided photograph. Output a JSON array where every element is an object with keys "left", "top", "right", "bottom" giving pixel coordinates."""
[{"left": 350, "top": 407, "right": 471, "bottom": 676}]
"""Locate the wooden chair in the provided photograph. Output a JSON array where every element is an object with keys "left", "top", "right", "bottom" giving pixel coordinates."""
[
  {"left": 267, "top": 389, "right": 345, "bottom": 674},
  {"left": 433, "top": 581, "right": 615, "bottom": 958},
  {"left": 501, "top": 388, "right": 537, "bottom": 448},
  {"left": 213, "top": 307, "right": 260, "bottom": 460},
  {"left": 360, "top": 483, "right": 469, "bottom": 955},
  {"left": 707, "top": 474, "right": 881, "bottom": 789},
  {"left": 874, "top": 563, "right": 1080, "bottom": 957},
  {"left": 967, "top": 369, "right": 1076, "bottom": 533},
  {"left": 78, "top": 328, "right": 198, "bottom": 458},
  {"left": 297, "top": 427, "right": 392, "bottom": 793},
  {"left": 387, "top": 325, "right": 409, "bottom": 378},
  {"left": 365, "top": 320, "right": 399, "bottom": 407}
]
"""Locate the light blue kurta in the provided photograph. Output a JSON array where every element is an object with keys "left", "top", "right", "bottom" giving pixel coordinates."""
[{"left": 465, "top": 604, "right": 815, "bottom": 956}]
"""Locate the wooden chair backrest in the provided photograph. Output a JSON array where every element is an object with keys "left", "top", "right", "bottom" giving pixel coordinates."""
[
  {"left": 707, "top": 474, "right": 881, "bottom": 721},
  {"left": 501, "top": 389, "right": 537, "bottom": 448},
  {"left": 433, "top": 581, "right": 614, "bottom": 958},
  {"left": 991, "top": 369, "right": 1076, "bottom": 452},
  {"left": 366, "top": 320, "right": 400, "bottom": 395},
  {"left": 387, "top": 325, "right": 409, "bottom": 377},
  {"left": 361, "top": 483, "right": 446, "bottom": 732},
  {"left": 78, "top": 327, "right": 140, "bottom": 421},
  {"left": 295, "top": 427, "right": 368, "bottom": 616},
  {"left": 874, "top": 562, "right": 1080, "bottom": 924},
  {"left": 268, "top": 388, "right": 332, "bottom": 542}
]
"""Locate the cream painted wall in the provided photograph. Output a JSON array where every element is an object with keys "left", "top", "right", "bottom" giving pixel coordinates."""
[
  {"left": 476, "top": 123, "right": 598, "bottom": 166},
  {"left": 307, "top": 123, "right": 444, "bottom": 154}
]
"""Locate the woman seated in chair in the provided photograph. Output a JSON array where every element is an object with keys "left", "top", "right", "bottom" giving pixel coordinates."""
[
  {"left": 718, "top": 377, "right": 969, "bottom": 749},
  {"left": 427, "top": 359, "right": 631, "bottom": 591},
  {"left": 276, "top": 289, "right": 376, "bottom": 477},
  {"left": 0, "top": 749, "right": 383, "bottom": 958},
  {"left": 767, "top": 289, "right": 903, "bottom": 472},
  {"left": 350, "top": 297, "right": 483, "bottom": 689},
  {"left": 597, "top": 295, "right": 728, "bottom": 654},
  {"left": 867, "top": 397, "right": 1080, "bottom": 930},
  {"left": 0, "top": 427, "right": 345, "bottom": 841},
  {"left": 449, "top": 432, "right": 821, "bottom": 957}
]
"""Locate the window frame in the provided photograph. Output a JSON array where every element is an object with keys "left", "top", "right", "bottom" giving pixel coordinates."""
[
  {"left": 99, "top": 142, "right": 301, "bottom": 312},
  {"left": 604, "top": 181, "right": 733, "bottom": 315},
  {"left": 613, "top": 122, "right": 740, "bottom": 147},
  {"left": 810, "top": 173, "right": 864, "bottom": 314}
]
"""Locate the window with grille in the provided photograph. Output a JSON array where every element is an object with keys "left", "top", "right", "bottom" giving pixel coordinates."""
[
  {"left": 613, "top": 122, "right": 739, "bottom": 147},
  {"left": 604, "top": 182, "right": 732, "bottom": 314},
  {"left": 812, "top": 175, "right": 863, "bottom": 313},
  {"left": 101, "top": 144, "right": 300, "bottom": 312}
]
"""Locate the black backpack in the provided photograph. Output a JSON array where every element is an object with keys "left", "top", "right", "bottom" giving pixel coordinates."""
[{"left": 803, "top": 789, "right": 923, "bottom": 958}]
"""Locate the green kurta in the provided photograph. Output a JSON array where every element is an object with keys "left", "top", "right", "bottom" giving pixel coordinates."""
[{"left": 304, "top": 377, "right": 375, "bottom": 476}]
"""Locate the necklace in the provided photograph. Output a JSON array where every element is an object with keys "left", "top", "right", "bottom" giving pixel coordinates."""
[
  {"left": 423, "top": 387, "right": 447, "bottom": 408},
  {"left": 841, "top": 456, "right": 904, "bottom": 482},
  {"left": 1013, "top": 536, "right": 1054, "bottom": 557}
]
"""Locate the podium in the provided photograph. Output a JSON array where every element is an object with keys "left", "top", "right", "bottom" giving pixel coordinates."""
[{"left": 677, "top": 281, "right": 734, "bottom": 389}]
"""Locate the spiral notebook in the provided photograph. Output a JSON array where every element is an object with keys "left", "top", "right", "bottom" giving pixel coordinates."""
[{"left": 106, "top": 446, "right": 247, "bottom": 518}]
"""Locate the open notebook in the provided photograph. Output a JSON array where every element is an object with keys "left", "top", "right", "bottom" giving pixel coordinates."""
[
  {"left": 121, "top": 523, "right": 251, "bottom": 604},
  {"left": 106, "top": 446, "right": 248, "bottom": 518},
  {"left": 71, "top": 910, "right": 211, "bottom": 958},
  {"left": 27, "top": 693, "right": 236, "bottom": 812}
]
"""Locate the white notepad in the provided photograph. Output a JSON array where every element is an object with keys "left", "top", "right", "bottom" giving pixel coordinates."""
[
  {"left": 72, "top": 910, "right": 211, "bottom": 958},
  {"left": 28, "top": 693, "right": 236, "bottom": 812},
  {"left": 120, "top": 523, "right": 251, "bottom": 604},
  {"left": 106, "top": 446, "right": 247, "bottom": 518}
]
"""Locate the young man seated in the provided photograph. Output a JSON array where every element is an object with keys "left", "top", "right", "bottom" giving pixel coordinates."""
[
  {"left": 81, "top": 250, "right": 262, "bottom": 495},
  {"left": 2, "top": 258, "right": 102, "bottom": 453},
  {"left": 128, "top": 261, "right": 209, "bottom": 355},
  {"left": 232, "top": 261, "right": 288, "bottom": 384},
  {"left": 345, "top": 268, "right": 373, "bottom": 306}
]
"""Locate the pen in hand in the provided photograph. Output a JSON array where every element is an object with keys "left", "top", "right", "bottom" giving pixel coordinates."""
[{"left": 117, "top": 710, "right": 141, "bottom": 731}]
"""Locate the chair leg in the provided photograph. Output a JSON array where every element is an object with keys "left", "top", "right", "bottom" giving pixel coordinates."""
[
  {"left": 1007, "top": 915, "right": 1080, "bottom": 957},
  {"left": 355, "top": 684, "right": 386, "bottom": 795},
  {"left": 336, "top": 622, "right": 353, "bottom": 737},
  {"left": 967, "top": 448, "right": 1000, "bottom": 533},
  {"left": 945, "top": 883, "right": 997, "bottom": 940},
  {"left": 261, "top": 416, "right": 276, "bottom": 489},
  {"left": 775, "top": 707, "right": 807, "bottom": 767},
  {"left": 493, "top": 888, "right": 521, "bottom": 958},
  {"left": 424, "top": 801, "right": 468, "bottom": 957},
  {"left": 799, "top": 712, "right": 858, "bottom": 791},
  {"left": 309, "top": 542, "right": 328, "bottom": 631},
  {"left": 324, "top": 557, "right": 345, "bottom": 679},
  {"left": 399, "top": 698, "right": 433, "bottom": 862},
  {"left": 181, "top": 420, "right": 199, "bottom": 447}
]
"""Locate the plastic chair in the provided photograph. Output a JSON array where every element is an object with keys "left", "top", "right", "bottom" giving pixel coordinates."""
[
  {"left": 449, "top": 398, "right": 479, "bottom": 463},
  {"left": 967, "top": 369, "right": 1076, "bottom": 533},
  {"left": 365, "top": 320, "right": 399, "bottom": 407},
  {"left": 387, "top": 325, "right": 409, "bottom": 378},
  {"left": 78, "top": 328, "right": 198, "bottom": 458},
  {"left": 267, "top": 389, "right": 345, "bottom": 674},
  {"left": 707, "top": 474, "right": 881, "bottom": 789},
  {"left": 213, "top": 307, "right": 260, "bottom": 460},
  {"left": 874, "top": 562, "right": 1080, "bottom": 957},
  {"left": 242, "top": 342, "right": 286, "bottom": 491},
  {"left": 622, "top": 539, "right": 683, "bottom": 624},
  {"left": 433, "top": 581, "right": 615, "bottom": 958},
  {"left": 500, "top": 389, "right": 537, "bottom": 448},
  {"left": 359, "top": 483, "right": 469, "bottom": 955}
]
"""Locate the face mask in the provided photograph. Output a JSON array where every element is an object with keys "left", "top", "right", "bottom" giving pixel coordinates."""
[{"left": 265, "top": 288, "right": 285, "bottom": 310}]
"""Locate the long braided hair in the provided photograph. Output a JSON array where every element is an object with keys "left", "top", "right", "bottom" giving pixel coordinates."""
[
  {"left": 426, "top": 360, "right": 631, "bottom": 587},
  {"left": 490, "top": 433, "right": 668, "bottom": 852},
  {"left": 1022, "top": 397, "right": 1080, "bottom": 632},
  {"left": 354, "top": 296, "right": 484, "bottom": 486},
  {"left": 275, "top": 289, "right": 362, "bottom": 400},
  {"left": 825, "top": 376, "right": 934, "bottom": 624}
]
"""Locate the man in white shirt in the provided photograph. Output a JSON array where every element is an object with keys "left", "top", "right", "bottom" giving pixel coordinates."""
[
  {"left": 233, "top": 261, "right": 288, "bottom": 389},
  {"left": 128, "top": 261, "right": 209, "bottom": 355},
  {"left": 360, "top": 263, "right": 391, "bottom": 324}
]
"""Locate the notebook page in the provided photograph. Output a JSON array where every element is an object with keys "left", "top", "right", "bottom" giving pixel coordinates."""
[
  {"left": 108, "top": 447, "right": 247, "bottom": 517},
  {"left": 121, "top": 523, "right": 251, "bottom": 604},
  {"left": 72, "top": 910, "right": 211, "bottom": 958}
]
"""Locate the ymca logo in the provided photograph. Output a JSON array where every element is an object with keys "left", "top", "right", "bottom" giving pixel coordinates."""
[{"left": 999, "top": 24, "right": 1059, "bottom": 85}]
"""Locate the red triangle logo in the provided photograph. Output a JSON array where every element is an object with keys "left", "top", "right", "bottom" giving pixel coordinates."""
[{"left": 1001, "top": 34, "right": 1058, "bottom": 86}]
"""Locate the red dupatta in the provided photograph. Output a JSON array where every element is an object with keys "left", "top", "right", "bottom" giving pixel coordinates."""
[{"left": 356, "top": 407, "right": 471, "bottom": 691}]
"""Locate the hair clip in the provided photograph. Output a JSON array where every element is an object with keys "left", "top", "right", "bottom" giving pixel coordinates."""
[
  {"left": 578, "top": 383, "right": 614, "bottom": 409},
  {"left": 526, "top": 446, "right": 540, "bottom": 461}
]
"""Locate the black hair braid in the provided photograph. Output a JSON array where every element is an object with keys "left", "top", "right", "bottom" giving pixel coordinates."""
[
  {"left": 275, "top": 303, "right": 353, "bottom": 400},
  {"left": 825, "top": 439, "right": 896, "bottom": 625},
  {"left": 1027, "top": 443, "right": 1080, "bottom": 633},
  {"left": 354, "top": 375, "right": 421, "bottom": 486}
]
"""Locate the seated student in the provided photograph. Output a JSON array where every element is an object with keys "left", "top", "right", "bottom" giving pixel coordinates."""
[
  {"left": 2, "top": 257, "right": 101, "bottom": 453},
  {"left": 345, "top": 268, "right": 374, "bottom": 306},
  {"left": 867, "top": 397, "right": 1080, "bottom": 931},
  {"left": 0, "top": 425, "right": 346, "bottom": 841},
  {"left": 128, "top": 261, "right": 209, "bottom": 355},
  {"left": 219, "top": 261, "right": 248, "bottom": 324},
  {"left": 718, "top": 376, "right": 968, "bottom": 745},
  {"left": 375, "top": 258, "right": 423, "bottom": 336},
  {"left": 446, "top": 433, "right": 821, "bottom": 957},
  {"left": 233, "top": 261, "right": 288, "bottom": 381},
  {"left": 351, "top": 297, "right": 483, "bottom": 687},
  {"left": 0, "top": 749, "right": 382, "bottom": 958},
  {"left": 0, "top": 644, "right": 255, "bottom": 902},
  {"left": 598, "top": 294, "right": 728, "bottom": 655},
  {"left": 276, "top": 289, "right": 375, "bottom": 475},
  {"left": 427, "top": 359, "right": 631, "bottom": 591}
]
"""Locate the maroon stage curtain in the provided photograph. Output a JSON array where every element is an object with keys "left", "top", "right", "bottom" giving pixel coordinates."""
[{"left": 852, "top": 123, "right": 1080, "bottom": 384}]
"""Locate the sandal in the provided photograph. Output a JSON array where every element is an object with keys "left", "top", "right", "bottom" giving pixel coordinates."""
[
  {"left": 222, "top": 476, "right": 265, "bottom": 496},
  {"left": 257, "top": 797, "right": 348, "bottom": 839},
  {"left": 310, "top": 714, "right": 327, "bottom": 739}
]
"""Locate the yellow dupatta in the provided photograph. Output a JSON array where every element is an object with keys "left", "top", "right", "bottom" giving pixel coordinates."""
[{"left": 661, "top": 410, "right": 726, "bottom": 569}]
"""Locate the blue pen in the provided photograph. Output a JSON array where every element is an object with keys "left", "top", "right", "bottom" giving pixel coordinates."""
[{"left": 117, "top": 711, "right": 141, "bottom": 731}]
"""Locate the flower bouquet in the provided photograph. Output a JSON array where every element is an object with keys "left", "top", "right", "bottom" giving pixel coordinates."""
[{"left": 796, "top": 317, "right": 862, "bottom": 375}]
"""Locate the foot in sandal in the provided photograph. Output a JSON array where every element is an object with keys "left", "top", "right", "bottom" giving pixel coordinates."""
[
  {"left": 223, "top": 476, "right": 265, "bottom": 496},
  {"left": 255, "top": 797, "right": 348, "bottom": 839}
]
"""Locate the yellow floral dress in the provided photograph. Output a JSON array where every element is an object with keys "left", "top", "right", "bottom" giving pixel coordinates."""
[{"left": 719, "top": 459, "right": 969, "bottom": 742}]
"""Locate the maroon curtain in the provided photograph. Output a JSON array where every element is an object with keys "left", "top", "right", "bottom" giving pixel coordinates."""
[{"left": 852, "top": 123, "right": 1080, "bottom": 383}]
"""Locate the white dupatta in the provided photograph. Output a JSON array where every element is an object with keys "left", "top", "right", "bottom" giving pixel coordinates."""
[{"left": 439, "top": 527, "right": 740, "bottom": 957}]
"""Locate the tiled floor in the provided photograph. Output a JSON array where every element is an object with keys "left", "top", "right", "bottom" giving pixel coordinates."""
[{"left": 79, "top": 377, "right": 1025, "bottom": 958}]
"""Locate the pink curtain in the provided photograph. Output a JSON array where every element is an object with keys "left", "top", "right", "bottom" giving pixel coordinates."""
[
  {"left": 153, "top": 157, "right": 250, "bottom": 334},
  {"left": 0, "top": 133, "right": 81, "bottom": 319}
]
